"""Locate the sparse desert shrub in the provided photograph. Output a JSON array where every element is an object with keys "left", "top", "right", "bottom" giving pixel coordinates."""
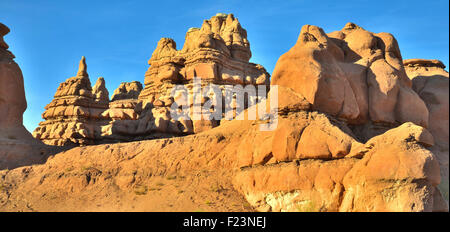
[{"left": 215, "top": 133, "right": 225, "bottom": 142}]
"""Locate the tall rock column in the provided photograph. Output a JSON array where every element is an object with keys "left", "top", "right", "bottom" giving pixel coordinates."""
[
  {"left": 33, "top": 57, "right": 110, "bottom": 146},
  {"left": 0, "top": 23, "right": 26, "bottom": 128},
  {"left": 0, "top": 23, "right": 49, "bottom": 169}
]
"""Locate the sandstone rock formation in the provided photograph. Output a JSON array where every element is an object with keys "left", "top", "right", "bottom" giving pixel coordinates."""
[
  {"left": 233, "top": 109, "right": 446, "bottom": 212},
  {"left": 0, "top": 24, "right": 26, "bottom": 128},
  {"left": 99, "top": 82, "right": 144, "bottom": 142},
  {"left": 102, "top": 81, "right": 143, "bottom": 121},
  {"left": 111, "top": 81, "right": 142, "bottom": 101},
  {"left": 1, "top": 107, "right": 447, "bottom": 211},
  {"left": 1, "top": 20, "right": 448, "bottom": 212},
  {"left": 231, "top": 23, "right": 447, "bottom": 212},
  {"left": 32, "top": 57, "right": 110, "bottom": 146},
  {"left": 404, "top": 59, "right": 449, "bottom": 147},
  {"left": 340, "top": 123, "right": 443, "bottom": 212},
  {"left": 0, "top": 23, "right": 50, "bottom": 170},
  {"left": 139, "top": 13, "right": 268, "bottom": 100},
  {"left": 32, "top": 14, "right": 270, "bottom": 144},
  {"left": 272, "top": 23, "right": 428, "bottom": 128},
  {"left": 404, "top": 58, "right": 449, "bottom": 204},
  {"left": 137, "top": 13, "right": 270, "bottom": 134}
]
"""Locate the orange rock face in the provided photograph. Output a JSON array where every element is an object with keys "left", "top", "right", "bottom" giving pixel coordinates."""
[
  {"left": 272, "top": 23, "right": 428, "bottom": 127},
  {"left": 404, "top": 59, "right": 449, "bottom": 205},
  {"left": 100, "top": 82, "right": 144, "bottom": 142},
  {"left": 0, "top": 23, "right": 26, "bottom": 128},
  {"left": 233, "top": 111, "right": 447, "bottom": 212},
  {"left": 3, "top": 108, "right": 447, "bottom": 212},
  {"left": 33, "top": 57, "right": 110, "bottom": 146},
  {"left": 232, "top": 23, "right": 447, "bottom": 212},
  {"left": 32, "top": 14, "right": 270, "bottom": 145},
  {"left": 405, "top": 59, "right": 449, "bottom": 147},
  {"left": 111, "top": 81, "right": 142, "bottom": 101},
  {"left": 103, "top": 81, "right": 143, "bottom": 121},
  {"left": 0, "top": 23, "right": 50, "bottom": 170},
  {"left": 139, "top": 14, "right": 267, "bottom": 100},
  {"left": 340, "top": 123, "right": 444, "bottom": 212},
  {"left": 137, "top": 13, "right": 270, "bottom": 134},
  {"left": 1, "top": 19, "right": 448, "bottom": 212}
]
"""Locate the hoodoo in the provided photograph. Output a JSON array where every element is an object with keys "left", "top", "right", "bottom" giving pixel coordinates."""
[
  {"left": 33, "top": 56, "right": 110, "bottom": 146},
  {"left": 0, "top": 23, "right": 49, "bottom": 169},
  {"left": 33, "top": 14, "right": 271, "bottom": 145},
  {"left": 135, "top": 13, "right": 270, "bottom": 135},
  {"left": 0, "top": 18, "right": 448, "bottom": 212}
]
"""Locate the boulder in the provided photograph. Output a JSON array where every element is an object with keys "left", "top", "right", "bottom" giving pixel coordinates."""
[
  {"left": 271, "top": 23, "right": 428, "bottom": 127},
  {"left": 342, "top": 123, "right": 443, "bottom": 212},
  {"left": 404, "top": 58, "right": 449, "bottom": 204}
]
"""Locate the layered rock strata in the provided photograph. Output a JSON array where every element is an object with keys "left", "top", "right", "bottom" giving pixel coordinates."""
[
  {"left": 100, "top": 81, "right": 143, "bottom": 142},
  {"left": 136, "top": 13, "right": 270, "bottom": 134},
  {"left": 5, "top": 20, "right": 447, "bottom": 212},
  {"left": 102, "top": 81, "right": 143, "bottom": 121},
  {"left": 33, "top": 14, "right": 270, "bottom": 144},
  {"left": 111, "top": 81, "right": 143, "bottom": 101},
  {"left": 32, "top": 57, "right": 110, "bottom": 146},
  {"left": 1, "top": 104, "right": 447, "bottom": 211}
]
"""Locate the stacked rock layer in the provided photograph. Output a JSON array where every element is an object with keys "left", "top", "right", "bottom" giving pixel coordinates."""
[
  {"left": 100, "top": 81, "right": 143, "bottom": 142},
  {"left": 136, "top": 13, "right": 270, "bottom": 135},
  {"left": 1, "top": 20, "right": 449, "bottom": 212},
  {"left": 33, "top": 14, "right": 270, "bottom": 145},
  {"left": 33, "top": 57, "right": 110, "bottom": 146}
]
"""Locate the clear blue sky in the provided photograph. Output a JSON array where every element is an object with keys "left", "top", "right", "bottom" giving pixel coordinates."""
[{"left": 1, "top": 0, "right": 448, "bottom": 132}]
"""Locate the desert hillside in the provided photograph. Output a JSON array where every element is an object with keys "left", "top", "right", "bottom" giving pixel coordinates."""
[{"left": 0, "top": 14, "right": 448, "bottom": 212}]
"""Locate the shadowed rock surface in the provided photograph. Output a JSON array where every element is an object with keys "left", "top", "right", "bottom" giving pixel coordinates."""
[
  {"left": 0, "top": 23, "right": 52, "bottom": 170},
  {"left": 111, "top": 81, "right": 142, "bottom": 101},
  {"left": 404, "top": 58, "right": 449, "bottom": 204},
  {"left": 0, "top": 20, "right": 448, "bottom": 212},
  {"left": 135, "top": 13, "right": 270, "bottom": 135},
  {"left": 32, "top": 14, "right": 270, "bottom": 145},
  {"left": 272, "top": 23, "right": 428, "bottom": 127}
]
